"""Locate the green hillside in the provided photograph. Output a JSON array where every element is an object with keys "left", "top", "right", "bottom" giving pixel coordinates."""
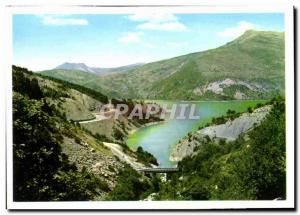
[
  {"left": 40, "top": 69, "right": 121, "bottom": 97},
  {"left": 12, "top": 66, "right": 160, "bottom": 201},
  {"left": 156, "top": 98, "right": 286, "bottom": 200},
  {"left": 40, "top": 30, "right": 285, "bottom": 100},
  {"left": 13, "top": 66, "right": 116, "bottom": 201}
]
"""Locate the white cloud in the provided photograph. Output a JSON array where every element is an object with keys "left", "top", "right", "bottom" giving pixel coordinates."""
[
  {"left": 118, "top": 32, "right": 144, "bottom": 44},
  {"left": 117, "top": 32, "right": 155, "bottom": 48},
  {"left": 128, "top": 12, "right": 188, "bottom": 32},
  {"left": 41, "top": 15, "right": 88, "bottom": 26},
  {"left": 218, "top": 21, "right": 256, "bottom": 38}
]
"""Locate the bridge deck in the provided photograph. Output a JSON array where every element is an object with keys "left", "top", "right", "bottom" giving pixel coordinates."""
[{"left": 137, "top": 167, "right": 179, "bottom": 173}]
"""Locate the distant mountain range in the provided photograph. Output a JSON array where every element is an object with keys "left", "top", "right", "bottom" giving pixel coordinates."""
[
  {"left": 40, "top": 30, "right": 285, "bottom": 100},
  {"left": 55, "top": 62, "right": 144, "bottom": 75}
]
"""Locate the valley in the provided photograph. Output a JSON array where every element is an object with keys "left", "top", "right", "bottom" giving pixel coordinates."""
[
  {"left": 126, "top": 100, "right": 266, "bottom": 167},
  {"left": 12, "top": 30, "right": 286, "bottom": 201},
  {"left": 40, "top": 30, "right": 284, "bottom": 100}
]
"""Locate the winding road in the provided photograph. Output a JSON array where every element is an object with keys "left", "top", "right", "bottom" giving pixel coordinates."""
[
  {"left": 103, "top": 142, "right": 145, "bottom": 170},
  {"left": 79, "top": 110, "right": 116, "bottom": 124}
]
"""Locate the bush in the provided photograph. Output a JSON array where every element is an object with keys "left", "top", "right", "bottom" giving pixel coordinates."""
[
  {"left": 106, "top": 165, "right": 151, "bottom": 200},
  {"left": 136, "top": 146, "right": 158, "bottom": 166},
  {"left": 247, "top": 107, "right": 253, "bottom": 113}
]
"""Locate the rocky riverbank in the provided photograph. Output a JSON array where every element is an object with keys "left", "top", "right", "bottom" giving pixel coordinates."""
[{"left": 170, "top": 105, "right": 272, "bottom": 162}]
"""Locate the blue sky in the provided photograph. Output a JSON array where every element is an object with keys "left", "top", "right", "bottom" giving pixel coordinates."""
[{"left": 13, "top": 13, "right": 284, "bottom": 71}]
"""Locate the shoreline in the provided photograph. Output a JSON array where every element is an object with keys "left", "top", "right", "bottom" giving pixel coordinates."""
[{"left": 128, "top": 120, "right": 166, "bottom": 136}]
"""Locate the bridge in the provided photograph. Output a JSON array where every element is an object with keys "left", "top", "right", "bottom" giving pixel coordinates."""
[{"left": 137, "top": 167, "right": 179, "bottom": 173}]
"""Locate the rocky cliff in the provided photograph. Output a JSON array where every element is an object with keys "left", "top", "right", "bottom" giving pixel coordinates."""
[{"left": 170, "top": 105, "right": 272, "bottom": 162}]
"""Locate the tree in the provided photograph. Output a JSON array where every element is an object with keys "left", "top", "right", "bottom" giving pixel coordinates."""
[
  {"left": 13, "top": 93, "right": 106, "bottom": 201},
  {"left": 226, "top": 109, "right": 236, "bottom": 115},
  {"left": 247, "top": 107, "right": 253, "bottom": 113},
  {"left": 113, "top": 126, "right": 124, "bottom": 141},
  {"left": 13, "top": 93, "right": 63, "bottom": 200},
  {"left": 106, "top": 165, "right": 151, "bottom": 200}
]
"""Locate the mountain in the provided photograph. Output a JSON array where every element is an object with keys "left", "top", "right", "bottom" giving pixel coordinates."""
[
  {"left": 55, "top": 62, "right": 97, "bottom": 73},
  {"left": 41, "top": 30, "right": 285, "bottom": 100},
  {"left": 54, "top": 62, "right": 144, "bottom": 75},
  {"left": 91, "top": 63, "right": 144, "bottom": 75}
]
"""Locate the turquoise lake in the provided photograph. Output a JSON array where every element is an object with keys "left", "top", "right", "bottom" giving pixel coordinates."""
[{"left": 126, "top": 100, "right": 266, "bottom": 167}]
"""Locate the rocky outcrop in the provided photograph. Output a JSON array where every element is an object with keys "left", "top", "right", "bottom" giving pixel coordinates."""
[
  {"left": 61, "top": 137, "right": 124, "bottom": 189},
  {"left": 193, "top": 78, "right": 267, "bottom": 98},
  {"left": 170, "top": 105, "right": 272, "bottom": 162}
]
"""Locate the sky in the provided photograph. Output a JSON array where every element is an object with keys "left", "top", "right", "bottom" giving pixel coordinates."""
[{"left": 13, "top": 13, "right": 284, "bottom": 71}]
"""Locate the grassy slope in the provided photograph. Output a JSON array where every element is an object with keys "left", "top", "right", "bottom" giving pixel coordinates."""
[
  {"left": 40, "top": 69, "right": 121, "bottom": 98},
  {"left": 40, "top": 30, "right": 284, "bottom": 100},
  {"left": 148, "top": 30, "right": 284, "bottom": 99}
]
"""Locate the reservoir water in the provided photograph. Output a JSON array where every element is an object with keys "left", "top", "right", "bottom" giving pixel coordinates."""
[{"left": 126, "top": 100, "right": 266, "bottom": 167}]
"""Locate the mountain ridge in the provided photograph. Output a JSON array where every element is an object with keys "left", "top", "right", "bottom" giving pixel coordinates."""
[
  {"left": 41, "top": 30, "right": 285, "bottom": 100},
  {"left": 54, "top": 62, "right": 144, "bottom": 75}
]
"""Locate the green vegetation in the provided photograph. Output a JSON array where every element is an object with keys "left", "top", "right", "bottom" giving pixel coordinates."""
[
  {"left": 147, "top": 30, "right": 284, "bottom": 100},
  {"left": 199, "top": 101, "right": 269, "bottom": 129},
  {"left": 106, "top": 165, "right": 159, "bottom": 200},
  {"left": 13, "top": 66, "right": 112, "bottom": 201},
  {"left": 13, "top": 65, "right": 164, "bottom": 201},
  {"left": 156, "top": 98, "right": 286, "bottom": 200},
  {"left": 13, "top": 28, "right": 286, "bottom": 203},
  {"left": 197, "top": 108, "right": 241, "bottom": 128},
  {"left": 13, "top": 93, "right": 103, "bottom": 201},
  {"left": 39, "top": 30, "right": 284, "bottom": 100},
  {"left": 13, "top": 66, "right": 43, "bottom": 100},
  {"left": 105, "top": 166, "right": 150, "bottom": 200},
  {"left": 136, "top": 146, "right": 158, "bottom": 166},
  {"left": 149, "top": 60, "right": 204, "bottom": 100},
  {"left": 42, "top": 85, "right": 70, "bottom": 99},
  {"left": 38, "top": 73, "right": 108, "bottom": 103}
]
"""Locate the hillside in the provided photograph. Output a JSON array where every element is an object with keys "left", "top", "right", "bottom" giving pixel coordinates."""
[
  {"left": 170, "top": 104, "right": 272, "bottom": 162},
  {"left": 12, "top": 66, "right": 159, "bottom": 201},
  {"left": 155, "top": 98, "right": 286, "bottom": 200},
  {"left": 12, "top": 65, "right": 286, "bottom": 201},
  {"left": 40, "top": 69, "right": 121, "bottom": 97},
  {"left": 40, "top": 30, "right": 285, "bottom": 100}
]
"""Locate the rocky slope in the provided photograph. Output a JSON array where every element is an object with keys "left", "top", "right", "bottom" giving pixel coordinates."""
[
  {"left": 170, "top": 105, "right": 272, "bottom": 162},
  {"left": 36, "top": 74, "right": 106, "bottom": 121},
  {"left": 61, "top": 137, "right": 124, "bottom": 189},
  {"left": 13, "top": 66, "right": 150, "bottom": 200}
]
